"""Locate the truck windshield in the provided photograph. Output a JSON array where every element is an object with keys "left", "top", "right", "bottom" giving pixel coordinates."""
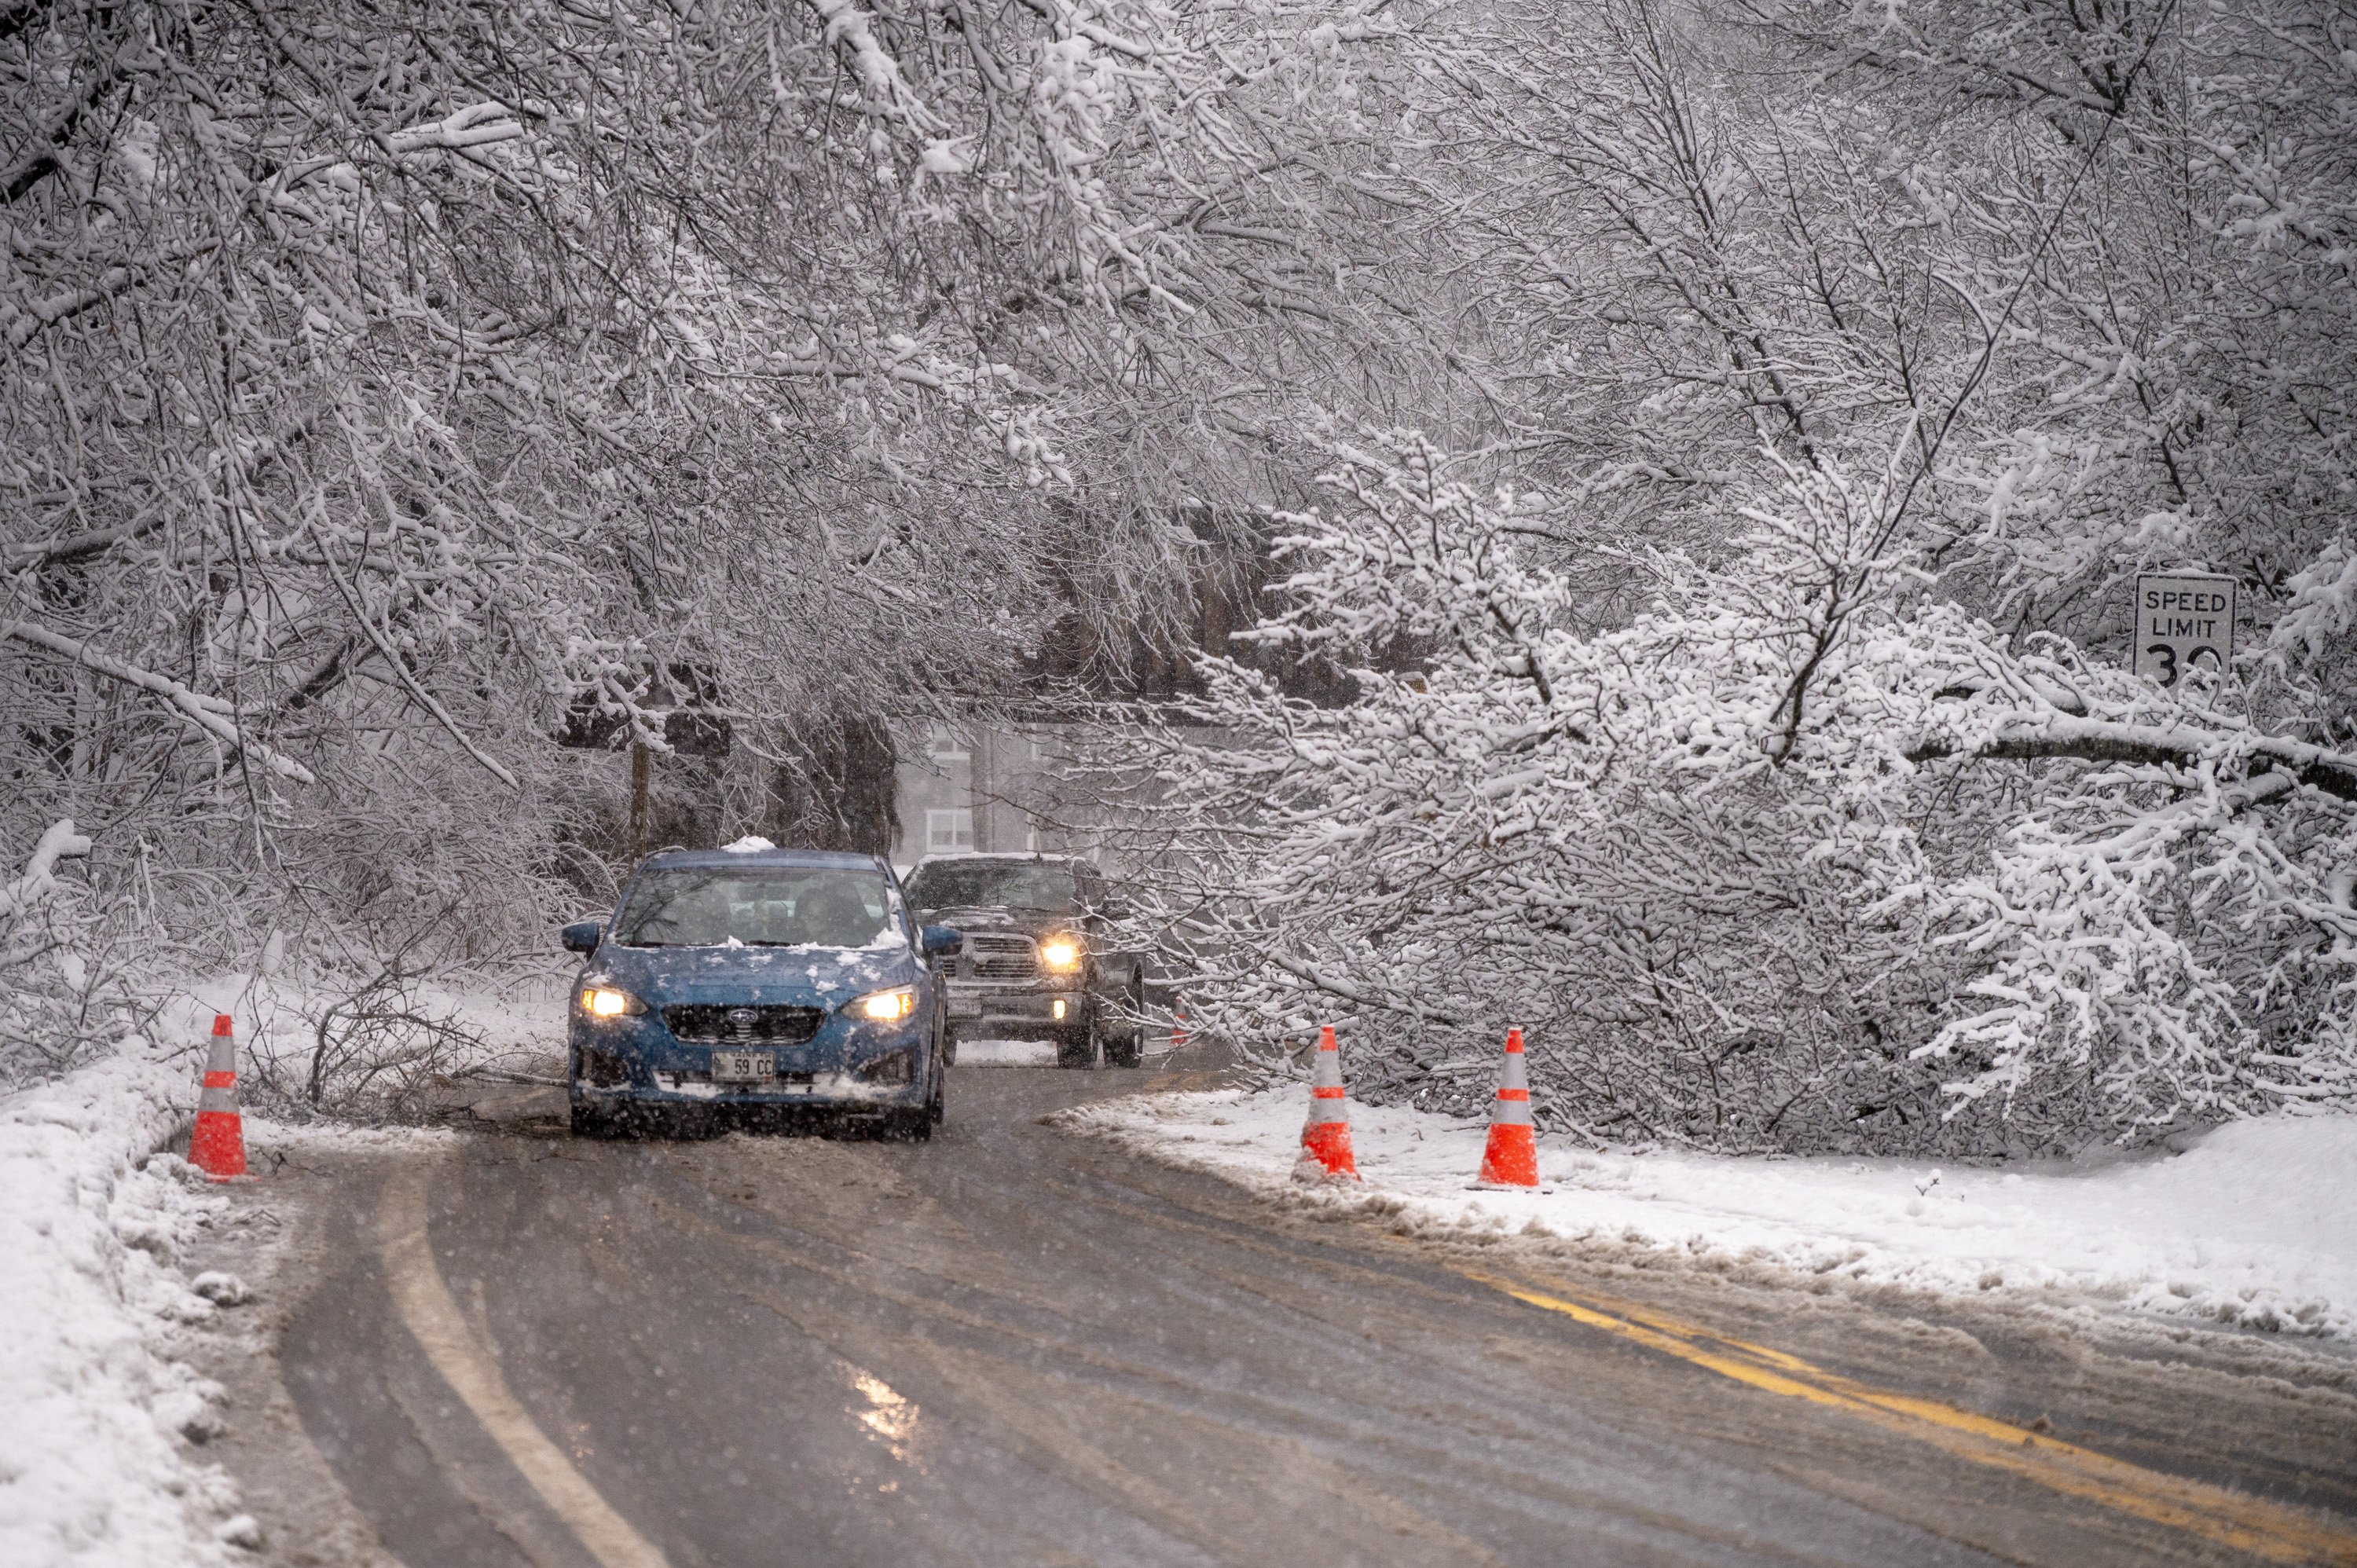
[
  {"left": 611, "top": 867, "right": 900, "bottom": 948},
  {"left": 905, "top": 860, "right": 1078, "bottom": 912}
]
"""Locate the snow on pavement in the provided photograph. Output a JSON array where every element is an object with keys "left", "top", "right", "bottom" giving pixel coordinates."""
[
  {"left": 956, "top": 1031, "right": 1180, "bottom": 1068},
  {"left": 1071, "top": 1088, "right": 2357, "bottom": 1339},
  {"left": 0, "top": 1000, "right": 252, "bottom": 1568},
  {"left": 956, "top": 1039, "right": 1061, "bottom": 1068}
]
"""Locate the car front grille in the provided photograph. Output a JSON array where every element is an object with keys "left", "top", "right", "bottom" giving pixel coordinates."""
[
  {"left": 662, "top": 1004, "right": 824, "bottom": 1045},
  {"left": 963, "top": 932, "right": 1037, "bottom": 980}
]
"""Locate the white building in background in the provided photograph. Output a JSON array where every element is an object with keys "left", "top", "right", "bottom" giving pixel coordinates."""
[{"left": 890, "top": 720, "right": 1102, "bottom": 873}]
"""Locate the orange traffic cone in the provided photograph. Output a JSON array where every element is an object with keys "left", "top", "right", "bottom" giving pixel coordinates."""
[
  {"left": 1170, "top": 996, "right": 1188, "bottom": 1053},
  {"left": 189, "top": 1013, "right": 251, "bottom": 1182},
  {"left": 1296, "top": 1025, "right": 1358, "bottom": 1181},
  {"left": 1475, "top": 1028, "right": 1539, "bottom": 1189}
]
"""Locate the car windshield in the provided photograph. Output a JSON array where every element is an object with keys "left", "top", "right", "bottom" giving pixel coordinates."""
[
  {"left": 610, "top": 866, "right": 900, "bottom": 948},
  {"left": 905, "top": 859, "right": 1079, "bottom": 912}
]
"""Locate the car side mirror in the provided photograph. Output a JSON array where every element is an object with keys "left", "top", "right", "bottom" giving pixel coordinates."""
[
  {"left": 561, "top": 920, "right": 603, "bottom": 954},
  {"left": 918, "top": 925, "right": 962, "bottom": 958}
]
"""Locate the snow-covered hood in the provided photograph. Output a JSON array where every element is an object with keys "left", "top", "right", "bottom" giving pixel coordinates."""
[
  {"left": 917, "top": 904, "right": 1075, "bottom": 940},
  {"left": 585, "top": 938, "right": 921, "bottom": 1008}
]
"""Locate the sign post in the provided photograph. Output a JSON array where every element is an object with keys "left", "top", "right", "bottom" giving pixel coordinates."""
[{"left": 2132, "top": 573, "right": 2237, "bottom": 689}]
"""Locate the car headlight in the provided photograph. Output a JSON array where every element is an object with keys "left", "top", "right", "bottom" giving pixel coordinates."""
[
  {"left": 855, "top": 985, "right": 916, "bottom": 1022},
  {"left": 1039, "top": 937, "right": 1082, "bottom": 973},
  {"left": 579, "top": 986, "right": 647, "bottom": 1018}
]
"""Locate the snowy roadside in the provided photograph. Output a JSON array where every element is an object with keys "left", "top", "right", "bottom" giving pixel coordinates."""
[
  {"left": 194, "top": 972, "right": 566, "bottom": 1116},
  {"left": 0, "top": 998, "right": 257, "bottom": 1568},
  {"left": 0, "top": 967, "right": 536, "bottom": 1568},
  {"left": 1067, "top": 1088, "right": 2357, "bottom": 1340}
]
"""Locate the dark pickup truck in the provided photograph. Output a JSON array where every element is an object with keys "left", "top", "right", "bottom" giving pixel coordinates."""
[{"left": 902, "top": 853, "right": 1146, "bottom": 1068}]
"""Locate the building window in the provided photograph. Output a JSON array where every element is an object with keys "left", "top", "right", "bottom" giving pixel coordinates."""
[
  {"left": 928, "top": 726, "right": 970, "bottom": 763},
  {"left": 926, "top": 809, "right": 973, "bottom": 853}
]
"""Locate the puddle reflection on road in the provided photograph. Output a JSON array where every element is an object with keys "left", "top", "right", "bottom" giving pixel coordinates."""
[{"left": 841, "top": 1360, "right": 928, "bottom": 1489}]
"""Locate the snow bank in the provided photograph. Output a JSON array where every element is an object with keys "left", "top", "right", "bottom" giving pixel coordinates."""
[
  {"left": 0, "top": 966, "right": 544, "bottom": 1568},
  {"left": 1072, "top": 1089, "right": 2357, "bottom": 1338},
  {"left": 0, "top": 1001, "right": 246, "bottom": 1567},
  {"left": 241, "top": 1118, "right": 463, "bottom": 1156}
]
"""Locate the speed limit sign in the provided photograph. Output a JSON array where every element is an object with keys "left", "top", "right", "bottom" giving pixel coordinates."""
[{"left": 2133, "top": 573, "right": 2237, "bottom": 688}]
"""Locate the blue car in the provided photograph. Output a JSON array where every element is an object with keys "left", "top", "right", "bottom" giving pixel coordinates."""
[{"left": 559, "top": 846, "right": 962, "bottom": 1139}]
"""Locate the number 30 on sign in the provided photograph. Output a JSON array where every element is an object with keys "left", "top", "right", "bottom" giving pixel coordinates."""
[{"left": 2132, "top": 573, "right": 2236, "bottom": 688}]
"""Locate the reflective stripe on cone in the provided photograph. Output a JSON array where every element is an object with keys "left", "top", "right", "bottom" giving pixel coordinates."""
[
  {"left": 1296, "top": 1025, "right": 1358, "bottom": 1180},
  {"left": 189, "top": 1013, "right": 250, "bottom": 1182},
  {"left": 1476, "top": 1027, "right": 1539, "bottom": 1189}
]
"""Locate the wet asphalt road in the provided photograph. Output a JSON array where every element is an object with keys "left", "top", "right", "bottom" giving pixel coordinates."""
[{"left": 274, "top": 1058, "right": 2357, "bottom": 1567}]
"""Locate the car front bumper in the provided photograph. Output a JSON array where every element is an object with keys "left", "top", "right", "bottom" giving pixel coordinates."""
[
  {"left": 943, "top": 979, "right": 1088, "bottom": 1038},
  {"left": 568, "top": 1014, "right": 930, "bottom": 1110}
]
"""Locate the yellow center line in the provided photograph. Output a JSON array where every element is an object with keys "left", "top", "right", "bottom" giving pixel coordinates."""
[
  {"left": 379, "top": 1164, "right": 672, "bottom": 1568},
  {"left": 1463, "top": 1271, "right": 2357, "bottom": 1566}
]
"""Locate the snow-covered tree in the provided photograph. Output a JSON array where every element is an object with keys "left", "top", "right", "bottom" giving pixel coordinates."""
[
  {"left": 1376, "top": 0, "right": 2355, "bottom": 685},
  {"left": 0, "top": 0, "right": 1409, "bottom": 989},
  {"left": 1121, "top": 430, "right": 2355, "bottom": 1152},
  {"left": 1095, "top": 0, "right": 2357, "bottom": 1151}
]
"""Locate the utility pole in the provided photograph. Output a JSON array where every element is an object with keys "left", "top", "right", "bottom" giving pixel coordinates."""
[{"left": 629, "top": 740, "right": 651, "bottom": 861}]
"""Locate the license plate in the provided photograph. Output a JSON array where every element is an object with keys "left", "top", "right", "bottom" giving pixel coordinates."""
[
  {"left": 709, "top": 1050, "right": 775, "bottom": 1083},
  {"left": 948, "top": 992, "right": 982, "bottom": 1020}
]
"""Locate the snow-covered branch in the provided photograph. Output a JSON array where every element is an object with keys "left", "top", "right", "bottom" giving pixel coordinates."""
[
  {"left": 1908, "top": 720, "right": 2357, "bottom": 804},
  {"left": 1, "top": 621, "right": 316, "bottom": 784},
  {"left": 0, "top": 820, "right": 91, "bottom": 923}
]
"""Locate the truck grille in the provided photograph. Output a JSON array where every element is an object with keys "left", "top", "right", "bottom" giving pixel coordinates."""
[
  {"left": 964, "top": 932, "right": 1037, "bottom": 980},
  {"left": 662, "top": 1004, "right": 824, "bottom": 1045}
]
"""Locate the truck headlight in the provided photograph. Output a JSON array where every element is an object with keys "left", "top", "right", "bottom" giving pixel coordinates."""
[
  {"left": 856, "top": 985, "right": 916, "bottom": 1021},
  {"left": 1039, "top": 937, "right": 1081, "bottom": 973},
  {"left": 579, "top": 986, "right": 647, "bottom": 1018}
]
